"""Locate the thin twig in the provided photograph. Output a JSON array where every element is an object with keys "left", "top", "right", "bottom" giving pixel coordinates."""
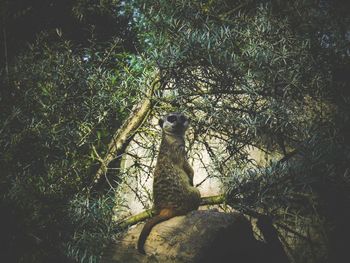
[{"left": 3, "top": 26, "right": 9, "bottom": 82}]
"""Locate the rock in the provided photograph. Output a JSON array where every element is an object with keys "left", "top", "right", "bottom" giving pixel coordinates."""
[{"left": 101, "top": 209, "right": 267, "bottom": 263}]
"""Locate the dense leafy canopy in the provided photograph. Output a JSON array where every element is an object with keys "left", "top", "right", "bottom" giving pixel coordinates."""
[{"left": 1, "top": 0, "right": 349, "bottom": 262}]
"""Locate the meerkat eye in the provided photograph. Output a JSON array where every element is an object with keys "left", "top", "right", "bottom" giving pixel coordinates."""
[
  {"left": 179, "top": 115, "right": 187, "bottom": 123},
  {"left": 167, "top": 115, "right": 177, "bottom": 123}
]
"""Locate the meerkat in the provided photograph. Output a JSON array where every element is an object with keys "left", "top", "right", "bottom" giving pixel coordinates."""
[{"left": 137, "top": 112, "right": 201, "bottom": 254}]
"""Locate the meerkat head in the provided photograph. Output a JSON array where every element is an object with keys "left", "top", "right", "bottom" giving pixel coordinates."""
[{"left": 159, "top": 112, "right": 189, "bottom": 136}]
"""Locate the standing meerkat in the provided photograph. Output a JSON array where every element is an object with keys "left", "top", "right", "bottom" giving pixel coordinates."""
[{"left": 137, "top": 112, "right": 201, "bottom": 254}]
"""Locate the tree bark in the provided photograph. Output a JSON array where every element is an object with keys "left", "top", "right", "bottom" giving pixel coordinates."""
[{"left": 90, "top": 77, "right": 162, "bottom": 193}]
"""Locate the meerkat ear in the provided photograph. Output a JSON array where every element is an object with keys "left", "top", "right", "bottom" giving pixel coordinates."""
[{"left": 159, "top": 118, "right": 164, "bottom": 127}]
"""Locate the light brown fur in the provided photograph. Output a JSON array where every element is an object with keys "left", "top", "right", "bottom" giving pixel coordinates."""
[{"left": 137, "top": 112, "right": 201, "bottom": 254}]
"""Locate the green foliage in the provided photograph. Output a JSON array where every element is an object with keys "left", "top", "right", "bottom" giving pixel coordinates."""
[
  {"left": 66, "top": 193, "right": 116, "bottom": 263},
  {"left": 2, "top": 37, "right": 133, "bottom": 190},
  {"left": 1, "top": 0, "right": 350, "bottom": 262},
  {"left": 130, "top": 0, "right": 338, "bottom": 159},
  {"left": 0, "top": 31, "right": 143, "bottom": 261},
  {"left": 126, "top": 0, "right": 350, "bottom": 262},
  {"left": 0, "top": 0, "right": 135, "bottom": 70}
]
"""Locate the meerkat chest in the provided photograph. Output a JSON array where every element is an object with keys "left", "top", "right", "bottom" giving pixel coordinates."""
[{"left": 154, "top": 162, "right": 190, "bottom": 190}]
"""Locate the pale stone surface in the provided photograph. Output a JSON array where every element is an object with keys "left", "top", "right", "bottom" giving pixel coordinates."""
[{"left": 101, "top": 210, "right": 261, "bottom": 263}]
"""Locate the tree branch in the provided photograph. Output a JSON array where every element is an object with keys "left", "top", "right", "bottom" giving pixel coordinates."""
[
  {"left": 90, "top": 77, "right": 163, "bottom": 192},
  {"left": 117, "top": 194, "right": 226, "bottom": 229}
]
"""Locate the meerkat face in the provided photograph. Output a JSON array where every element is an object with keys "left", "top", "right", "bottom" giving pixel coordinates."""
[{"left": 159, "top": 112, "right": 189, "bottom": 135}]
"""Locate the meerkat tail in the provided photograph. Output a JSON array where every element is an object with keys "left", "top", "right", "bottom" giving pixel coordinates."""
[{"left": 137, "top": 208, "right": 176, "bottom": 254}]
